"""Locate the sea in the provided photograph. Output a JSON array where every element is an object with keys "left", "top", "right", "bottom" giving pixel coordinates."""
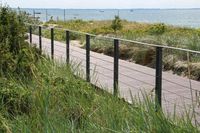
[{"left": 18, "top": 8, "right": 200, "bottom": 28}]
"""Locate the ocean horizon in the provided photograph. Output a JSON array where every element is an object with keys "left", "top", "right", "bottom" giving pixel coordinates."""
[{"left": 16, "top": 8, "right": 200, "bottom": 28}]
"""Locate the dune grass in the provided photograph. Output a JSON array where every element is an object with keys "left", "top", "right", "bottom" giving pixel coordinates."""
[
  {"left": 0, "top": 57, "right": 199, "bottom": 133},
  {"left": 38, "top": 19, "right": 200, "bottom": 81},
  {"left": 43, "top": 19, "right": 200, "bottom": 47}
]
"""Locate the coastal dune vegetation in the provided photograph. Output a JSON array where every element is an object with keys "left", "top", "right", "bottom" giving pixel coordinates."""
[
  {"left": 0, "top": 6, "right": 199, "bottom": 132},
  {"left": 41, "top": 17, "right": 200, "bottom": 81}
]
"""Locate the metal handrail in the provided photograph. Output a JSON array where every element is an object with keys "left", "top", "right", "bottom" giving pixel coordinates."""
[{"left": 27, "top": 23, "right": 200, "bottom": 109}]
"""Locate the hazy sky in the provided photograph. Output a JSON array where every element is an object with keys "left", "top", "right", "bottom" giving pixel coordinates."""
[{"left": 2, "top": 0, "right": 200, "bottom": 9}]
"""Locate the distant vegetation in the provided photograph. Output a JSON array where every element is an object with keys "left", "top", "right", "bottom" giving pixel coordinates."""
[
  {"left": 0, "top": 6, "right": 199, "bottom": 132},
  {"left": 42, "top": 18, "right": 200, "bottom": 81},
  {"left": 111, "top": 15, "right": 123, "bottom": 33}
]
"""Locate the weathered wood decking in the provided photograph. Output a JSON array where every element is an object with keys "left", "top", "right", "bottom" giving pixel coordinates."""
[{"left": 32, "top": 34, "right": 200, "bottom": 119}]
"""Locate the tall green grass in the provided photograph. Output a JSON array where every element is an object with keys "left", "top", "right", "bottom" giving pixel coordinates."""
[{"left": 0, "top": 57, "right": 199, "bottom": 132}]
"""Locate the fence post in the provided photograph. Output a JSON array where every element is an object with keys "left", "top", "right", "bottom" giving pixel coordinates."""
[
  {"left": 66, "top": 30, "right": 70, "bottom": 64},
  {"left": 155, "top": 47, "right": 163, "bottom": 109},
  {"left": 39, "top": 26, "right": 42, "bottom": 54},
  {"left": 114, "top": 39, "right": 119, "bottom": 96},
  {"left": 86, "top": 34, "right": 90, "bottom": 82},
  {"left": 51, "top": 28, "right": 54, "bottom": 60},
  {"left": 29, "top": 25, "right": 32, "bottom": 44}
]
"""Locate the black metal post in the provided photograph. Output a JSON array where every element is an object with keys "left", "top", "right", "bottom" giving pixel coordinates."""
[
  {"left": 86, "top": 34, "right": 90, "bottom": 82},
  {"left": 66, "top": 30, "right": 70, "bottom": 64},
  {"left": 29, "top": 25, "right": 32, "bottom": 44},
  {"left": 39, "top": 26, "right": 42, "bottom": 54},
  {"left": 114, "top": 39, "right": 119, "bottom": 96},
  {"left": 51, "top": 28, "right": 54, "bottom": 60},
  {"left": 155, "top": 47, "right": 163, "bottom": 109}
]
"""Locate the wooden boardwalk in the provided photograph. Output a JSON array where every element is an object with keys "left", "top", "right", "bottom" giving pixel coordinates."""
[{"left": 32, "top": 34, "right": 200, "bottom": 118}]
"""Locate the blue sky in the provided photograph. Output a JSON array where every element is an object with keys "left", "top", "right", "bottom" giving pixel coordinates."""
[{"left": 2, "top": 0, "right": 200, "bottom": 9}]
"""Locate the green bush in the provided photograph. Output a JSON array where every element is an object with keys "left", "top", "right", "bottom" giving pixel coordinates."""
[
  {"left": 148, "top": 23, "right": 166, "bottom": 35},
  {"left": 111, "top": 16, "right": 123, "bottom": 32},
  {"left": 0, "top": 6, "right": 39, "bottom": 78}
]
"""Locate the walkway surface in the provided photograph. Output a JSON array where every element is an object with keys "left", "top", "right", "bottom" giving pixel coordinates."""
[{"left": 32, "top": 34, "right": 200, "bottom": 119}]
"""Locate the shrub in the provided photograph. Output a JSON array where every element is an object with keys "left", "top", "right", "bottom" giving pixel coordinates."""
[
  {"left": 148, "top": 23, "right": 166, "bottom": 35},
  {"left": 111, "top": 16, "right": 123, "bottom": 33},
  {"left": 0, "top": 6, "right": 39, "bottom": 78}
]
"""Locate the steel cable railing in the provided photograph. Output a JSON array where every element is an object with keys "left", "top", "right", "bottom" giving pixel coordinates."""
[{"left": 27, "top": 23, "right": 200, "bottom": 117}]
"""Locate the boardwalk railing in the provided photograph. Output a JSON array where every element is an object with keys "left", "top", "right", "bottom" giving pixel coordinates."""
[{"left": 27, "top": 24, "right": 200, "bottom": 112}]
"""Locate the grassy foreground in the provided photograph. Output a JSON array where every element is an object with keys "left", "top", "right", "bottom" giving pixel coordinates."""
[{"left": 0, "top": 58, "right": 199, "bottom": 133}]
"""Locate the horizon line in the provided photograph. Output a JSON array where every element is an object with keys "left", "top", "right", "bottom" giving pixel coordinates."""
[{"left": 12, "top": 7, "right": 200, "bottom": 10}]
